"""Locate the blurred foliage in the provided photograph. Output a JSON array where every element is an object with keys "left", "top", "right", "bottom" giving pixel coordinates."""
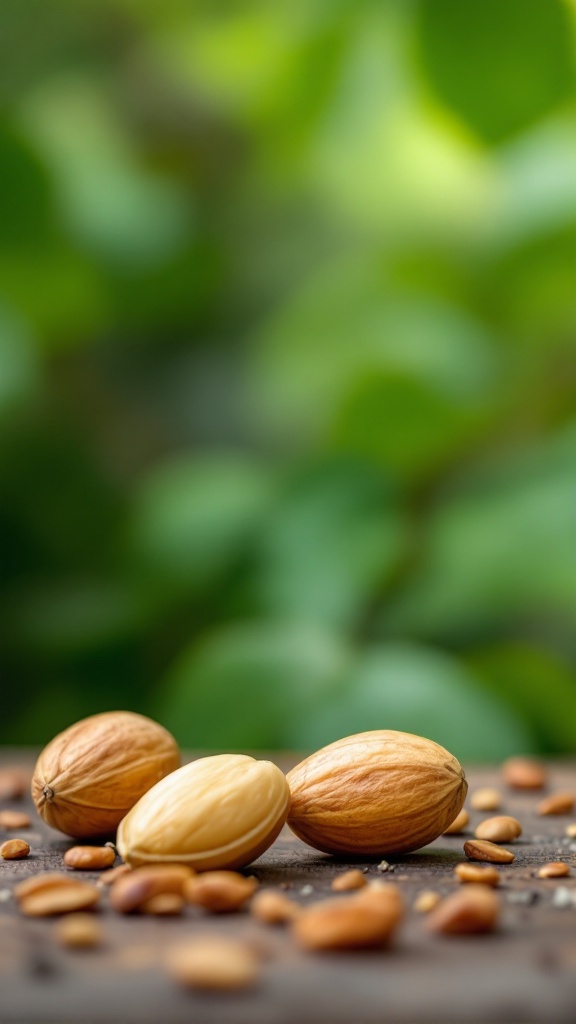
[{"left": 1, "top": 0, "right": 576, "bottom": 761}]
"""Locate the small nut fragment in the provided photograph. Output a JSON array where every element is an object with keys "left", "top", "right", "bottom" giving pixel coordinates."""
[
  {"left": 64, "top": 846, "right": 116, "bottom": 870},
  {"left": 474, "top": 816, "right": 522, "bottom": 843},
  {"left": 109, "top": 865, "right": 193, "bottom": 914},
  {"left": 502, "top": 757, "right": 546, "bottom": 790},
  {"left": 0, "top": 810, "right": 31, "bottom": 830},
  {"left": 454, "top": 863, "right": 500, "bottom": 887},
  {"left": 426, "top": 885, "right": 500, "bottom": 934},
  {"left": 166, "top": 938, "right": 259, "bottom": 990},
  {"left": 55, "top": 913, "right": 103, "bottom": 948},
  {"left": 536, "top": 862, "right": 571, "bottom": 879},
  {"left": 96, "top": 864, "right": 132, "bottom": 887},
  {"left": 464, "top": 839, "right": 514, "bottom": 864},
  {"left": 293, "top": 894, "right": 402, "bottom": 950},
  {"left": 184, "top": 871, "right": 257, "bottom": 913},
  {"left": 0, "top": 768, "right": 30, "bottom": 800},
  {"left": 20, "top": 881, "right": 100, "bottom": 917},
  {"left": 1, "top": 839, "right": 30, "bottom": 860},
  {"left": 537, "top": 793, "right": 575, "bottom": 816},
  {"left": 14, "top": 873, "right": 75, "bottom": 902},
  {"left": 250, "top": 890, "right": 301, "bottom": 924},
  {"left": 470, "top": 788, "right": 502, "bottom": 812},
  {"left": 443, "top": 809, "right": 470, "bottom": 835},
  {"left": 565, "top": 823, "right": 576, "bottom": 838},
  {"left": 331, "top": 869, "right": 367, "bottom": 892},
  {"left": 413, "top": 890, "right": 441, "bottom": 913},
  {"left": 355, "top": 881, "right": 404, "bottom": 924},
  {"left": 140, "top": 893, "right": 184, "bottom": 915}
]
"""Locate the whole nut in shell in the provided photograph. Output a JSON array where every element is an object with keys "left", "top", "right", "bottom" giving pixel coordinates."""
[
  {"left": 32, "top": 712, "right": 180, "bottom": 838},
  {"left": 286, "top": 731, "right": 467, "bottom": 856},
  {"left": 117, "top": 754, "right": 290, "bottom": 871}
]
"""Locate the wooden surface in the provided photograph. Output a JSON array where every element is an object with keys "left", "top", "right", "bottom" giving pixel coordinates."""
[{"left": 1, "top": 753, "right": 576, "bottom": 1024}]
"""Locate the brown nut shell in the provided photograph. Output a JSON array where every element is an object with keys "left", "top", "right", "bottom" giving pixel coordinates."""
[
  {"left": 287, "top": 731, "right": 467, "bottom": 856},
  {"left": 31, "top": 711, "right": 180, "bottom": 838}
]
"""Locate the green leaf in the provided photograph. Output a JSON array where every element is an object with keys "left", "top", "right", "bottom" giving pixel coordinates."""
[
  {"left": 292, "top": 643, "right": 535, "bottom": 762},
  {"left": 415, "top": 0, "right": 575, "bottom": 144},
  {"left": 158, "top": 622, "right": 350, "bottom": 748}
]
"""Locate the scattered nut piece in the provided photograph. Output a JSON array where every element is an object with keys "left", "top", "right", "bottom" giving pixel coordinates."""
[
  {"left": 184, "top": 871, "right": 257, "bottom": 913},
  {"left": 502, "top": 757, "right": 546, "bottom": 790},
  {"left": 20, "top": 881, "right": 100, "bottom": 917},
  {"left": 443, "top": 809, "right": 470, "bottom": 835},
  {"left": 537, "top": 793, "right": 575, "bottom": 816},
  {"left": 355, "top": 881, "right": 404, "bottom": 922},
  {"left": 166, "top": 938, "right": 259, "bottom": 990},
  {"left": 54, "top": 913, "right": 103, "bottom": 949},
  {"left": 109, "top": 865, "right": 193, "bottom": 914},
  {"left": 454, "top": 863, "right": 500, "bottom": 887},
  {"left": 140, "top": 893, "right": 184, "bottom": 916},
  {"left": 0, "top": 811, "right": 31, "bottom": 830},
  {"left": 426, "top": 885, "right": 500, "bottom": 935},
  {"left": 536, "top": 862, "right": 571, "bottom": 879},
  {"left": 413, "top": 890, "right": 441, "bottom": 913},
  {"left": 293, "top": 894, "right": 402, "bottom": 950},
  {"left": 464, "top": 839, "right": 515, "bottom": 864},
  {"left": 565, "top": 824, "right": 576, "bottom": 839},
  {"left": 14, "top": 873, "right": 81, "bottom": 902},
  {"left": 96, "top": 864, "right": 132, "bottom": 887},
  {"left": 64, "top": 846, "right": 116, "bottom": 870},
  {"left": 1, "top": 839, "right": 30, "bottom": 860},
  {"left": 331, "top": 869, "right": 367, "bottom": 892},
  {"left": 250, "top": 889, "right": 301, "bottom": 924},
  {"left": 470, "top": 788, "right": 502, "bottom": 812},
  {"left": 0, "top": 768, "right": 30, "bottom": 800},
  {"left": 474, "top": 816, "right": 522, "bottom": 843}
]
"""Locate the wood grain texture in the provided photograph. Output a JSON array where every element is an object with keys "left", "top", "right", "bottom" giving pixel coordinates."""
[{"left": 1, "top": 751, "right": 576, "bottom": 1024}]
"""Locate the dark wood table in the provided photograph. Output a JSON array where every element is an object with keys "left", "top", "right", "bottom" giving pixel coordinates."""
[{"left": 1, "top": 752, "right": 576, "bottom": 1024}]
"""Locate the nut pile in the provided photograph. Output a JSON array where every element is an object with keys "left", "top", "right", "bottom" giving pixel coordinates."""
[{"left": 1, "top": 720, "right": 576, "bottom": 994}]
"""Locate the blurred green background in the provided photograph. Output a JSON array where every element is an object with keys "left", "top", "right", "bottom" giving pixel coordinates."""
[{"left": 1, "top": 0, "right": 576, "bottom": 762}]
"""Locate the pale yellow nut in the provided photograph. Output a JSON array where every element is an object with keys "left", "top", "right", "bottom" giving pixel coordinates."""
[
  {"left": 331, "top": 869, "right": 367, "bottom": 892},
  {"left": 426, "top": 885, "right": 500, "bottom": 935},
  {"left": 565, "top": 823, "right": 576, "bottom": 839},
  {"left": 470, "top": 788, "right": 502, "bottom": 812},
  {"left": 287, "top": 730, "right": 467, "bottom": 856},
  {"left": 166, "top": 938, "right": 260, "bottom": 990},
  {"left": 443, "top": 809, "right": 469, "bottom": 835},
  {"left": 31, "top": 711, "right": 180, "bottom": 838},
  {"left": 474, "top": 816, "right": 522, "bottom": 843},
  {"left": 413, "top": 890, "right": 441, "bottom": 913},
  {"left": 117, "top": 754, "right": 290, "bottom": 871}
]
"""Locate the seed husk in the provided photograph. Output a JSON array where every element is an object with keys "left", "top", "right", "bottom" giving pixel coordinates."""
[
  {"left": 1, "top": 839, "right": 30, "bottom": 860},
  {"left": 443, "top": 809, "right": 470, "bottom": 835},
  {"left": 464, "top": 839, "right": 515, "bottom": 864},
  {"left": 64, "top": 846, "right": 116, "bottom": 870},
  {"left": 474, "top": 816, "right": 522, "bottom": 843},
  {"left": 166, "top": 938, "right": 260, "bottom": 990},
  {"left": 454, "top": 863, "right": 501, "bottom": 887},
  {"left": 537, "top": 793, "right": 575, "bottom": 816},
  {"left": 470, "top": 788, "right": 502, "bottom": 812},
  {"left": 331, "top": 869, "right": 367, "bottom": 892}
]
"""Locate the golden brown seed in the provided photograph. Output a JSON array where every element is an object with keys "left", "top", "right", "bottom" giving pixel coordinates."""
[
  {"left": 20, "top": 882, "right": 100, "bottom": 917},
  {"left": 470, "top": 787, "right": 502, "bottom": 812},
  {"left": 413, "top": 890, "right": 441, "bottom": 913},
  {"left": 0, "top": 767, "right": 30, "bottom": 800},
  {"left": 54, "top": 913, "right": 103, "bottom": 949},
  {"left": 1, "top": 839, "right": 30, "bottom": 860},
  {"left": 464, "top": 839, "right": 515, "bottom": 864},
  {"left": 64, "top": 846, "right": 116, "bottom": 870},
  {"left": 250, "top": 890, "right": 301, "bottom": 924},
  {"left": 536, "top": 862, "right": 571, "bottom": 879},
  {"left": 474, "top": 816, "right": 522, "bottom": 843},
  {"left": 537, "top": 793, "right": 575, "bottom": 816},
  {"left": 0, "top": 810, "right": 31, "bottom": 830},
  {"left": 184, "top": 871, "right": 257, "bottom": 913},
  {"left": 331, "top": 869, "right": 367, "bottom": 892},
  {"left": 502, "top": 757, "right": 546, "bottom": 790},
  {"left": 14, "top": 873, "right": 78, "bottom": 902},
  {"left": 96, "top": 864, "right": 132, "bottom": 887},
  {"left": 354, "top": 881, "right": 404, "bottom": 923},
  {"left": 293, "top": 895, "right": 402, "bottom": 950},
  {"left": 140, "top": 893, "right": 184, "bottom": 916},
  {"left": 426, "top": 885, "right": 500, "bottom": 935},
  {"left": 565, "top": 823, "right": 576, "bottom": 838},
  {"left": 109, "top": 865, "right": 193, "bottom": 913},
  {"left": 166, "top": 938, "right": 260, "bottom": 990},
  {"left": 454, "top": 863, "right": 501, "bottom": 887},
  {"left": 443, "top": 809, "right": 470, "bottom": 834}
]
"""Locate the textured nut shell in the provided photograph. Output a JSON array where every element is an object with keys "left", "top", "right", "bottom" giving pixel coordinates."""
[
  {"left": 287, "top": 731, "right": 467, "bottom": 856},
  {"left": 31, "top": 712, "right": 180, "bottom": 838},
  {"left": 117, "top": 754, "right": 290, "bottom": 870}
]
